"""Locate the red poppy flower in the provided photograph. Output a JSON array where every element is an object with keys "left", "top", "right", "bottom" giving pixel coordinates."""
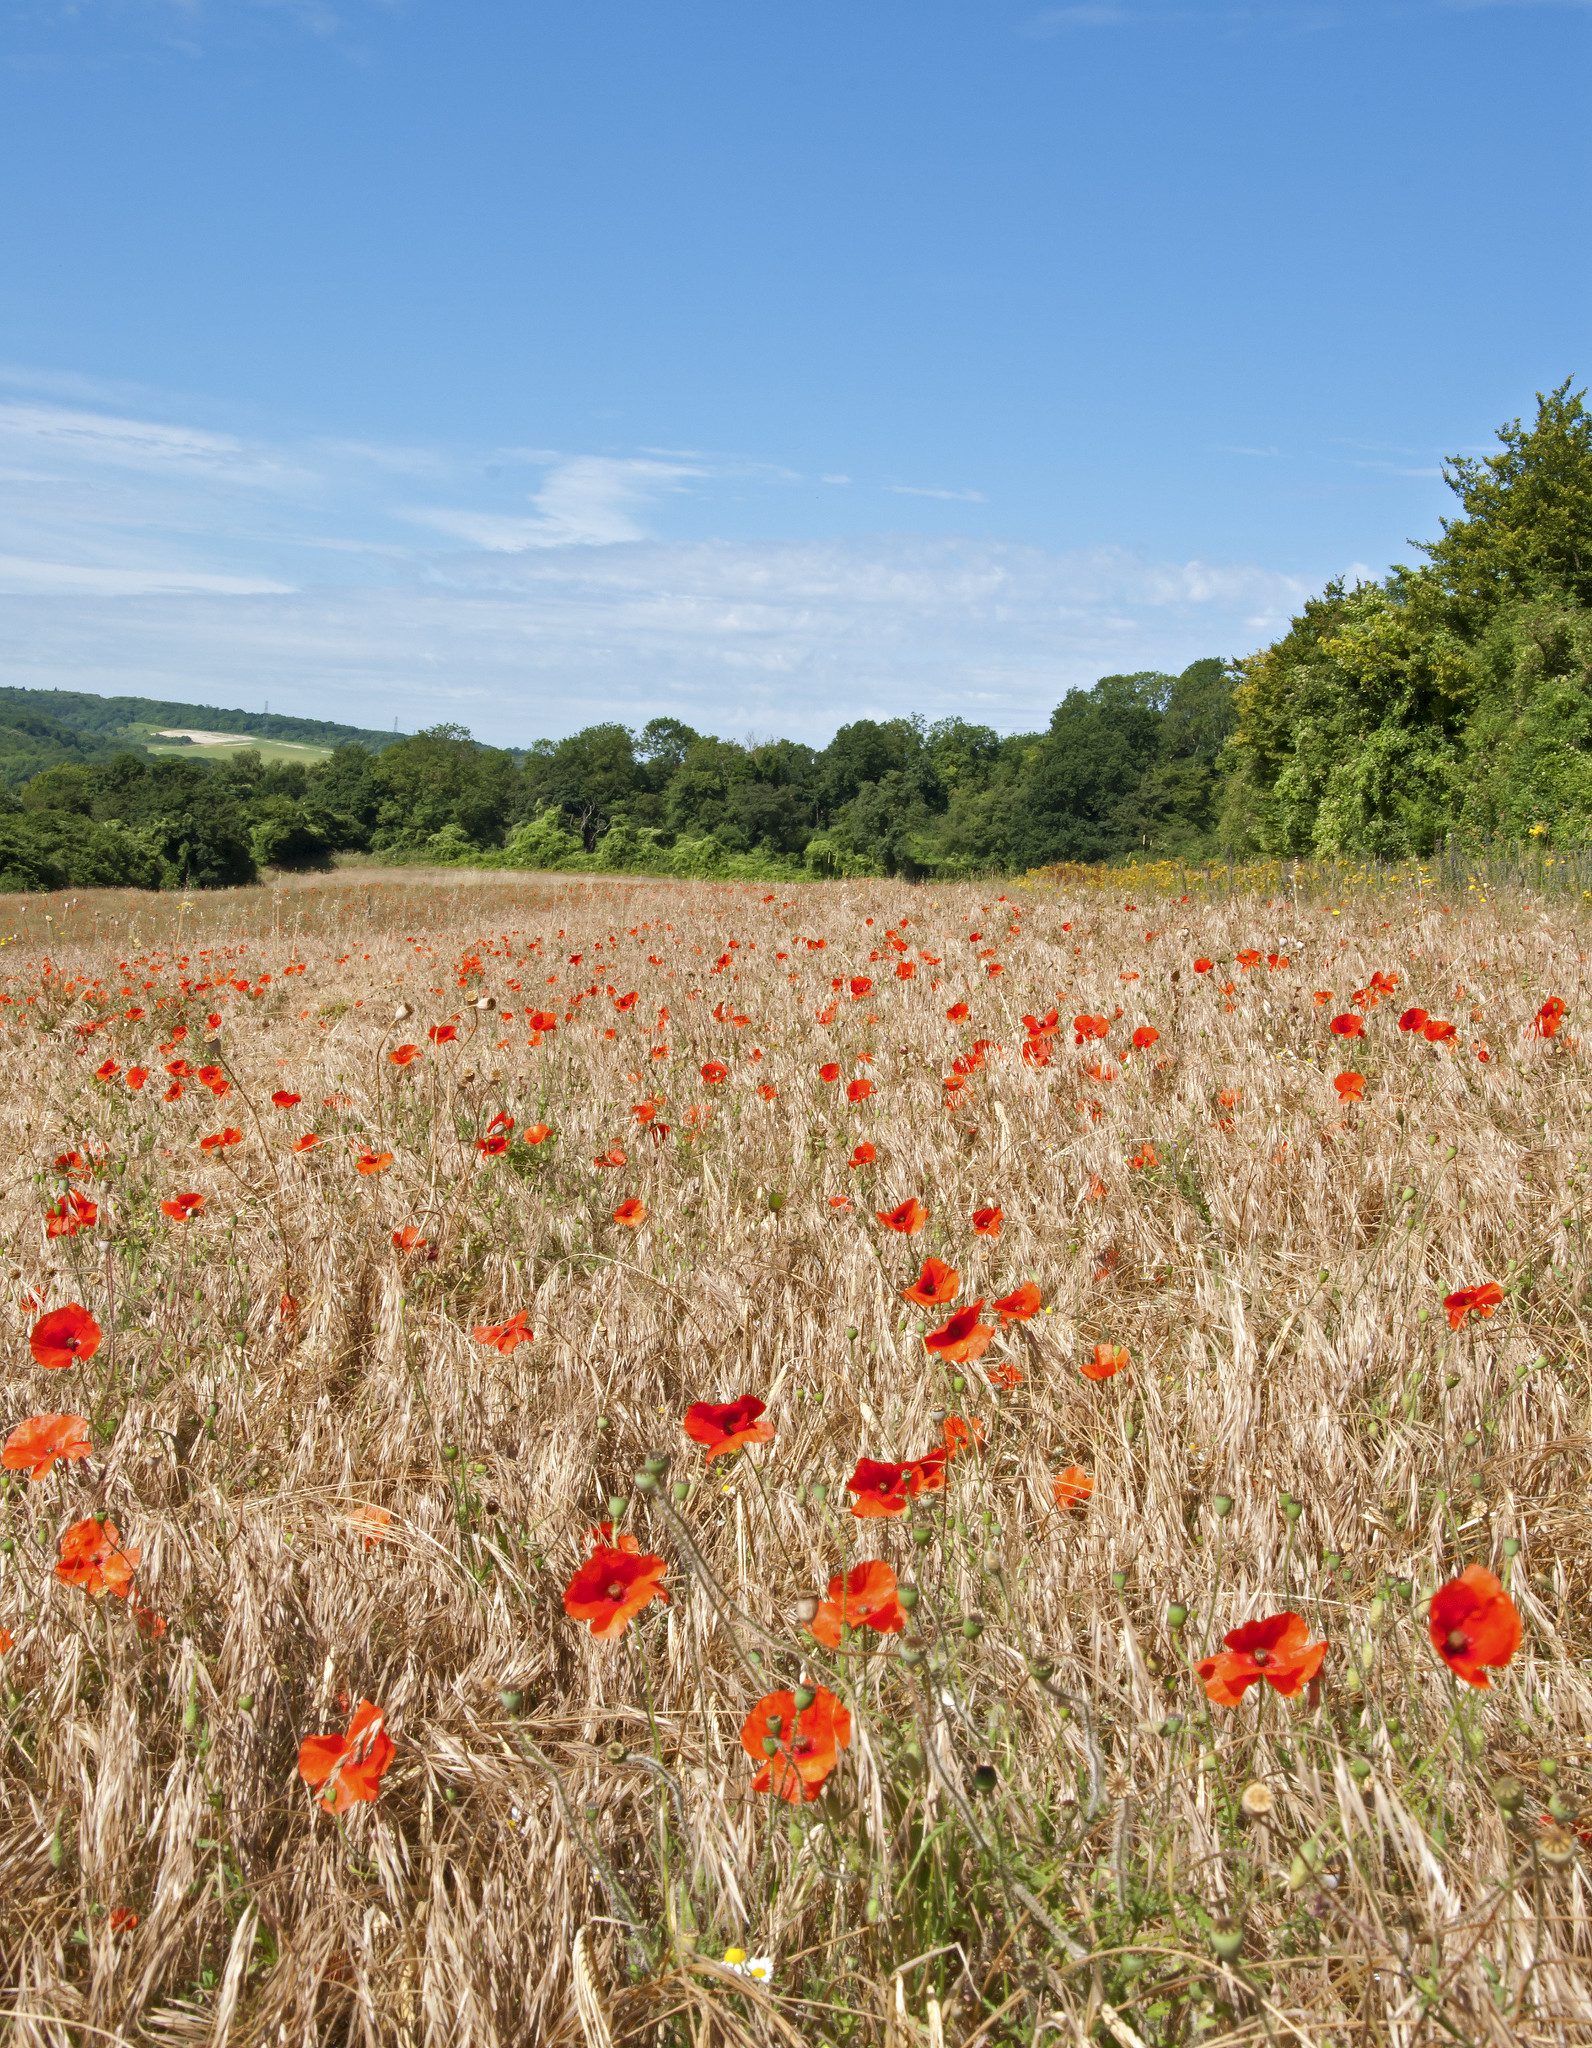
[
  {"left": 477, "top": 1133, "right": 509, "bottom": 1157},
  {"left": 1532, "top": 996, "right": 1567, "bottom": 1039},
  {"left": 846, "top": 1451, "right": 947, "bottom": 1517},
  {"left": 292, "top": 1133, "right": 320, "bottom": 1154},
  {"left": 1444, "top": 1282, "right": 1504, "bottom": 1330},
  {"left": 392, "top": 1224, "right": 428, "bottom": 1253},
  {"left": 3, "top": 1412, "right": 92, "bottom": 1481},
  {"left": 818, "top": 1061, "right": 841, "bottom": 1083},
  {"left": 161, "top": 1190, "right": 205, "bottom": 1221},
  {"left": 297, "top": 1699, "right": 396, "bottom": 1813},
  {"left": 846, "top": 1076, "right": 874, "bottom": 1103},
  {"left": 199, "top": 1128, "right": 243, "bottom": 1153},
  {"left": 993, "top": 1282, "right": 1041, "bottom": 1324},
  {"left": 563, "top": 1544, "right": 668, "bottom": 1640},
  {"left": 971, "top": 1204, "right": 1003, "bottom": 1237},
  {"left": 1196, "top": 1611, "right": 1328, "bottom": 1706},
  {"left": 1333, "top": 1071, "right": 1366, "bottom": 1102},
  {"left": 427, "top": 1022, "right": 459, "bottom": 1045},
  {"left": 924, "top": 1302, "right": 993, "bottom": 1364},
  {"left": 45, "top": 1189, "right": 97, "bottom": 1239},
  {"left": 808, "top": 1560, "right": 906, "bottom": 1649},
  {"left": 30, "top": 1303, "right": 103, "bottom": 1370},
  {"left": 95, "top": 1058, "right": 120, "bottom": 1082},
  {"left": 1193, "top": 958, "right": 1213, "bottom": 974},
  {"left": 1423, "top": 1017, "right": 1457, "bottom": 1043},
  {"left": 55, "top": 1516, "right": 138, "bottom": 1599},
  {"left": 1329, "top": 1014, "right": 1365, "bottom": 1039},
  {"left": 849, "top": 977, "right": 872, "bottom": 998},
  {"left": 1052, "top": 1465, "right": 1092, "bottom": 1511},
  {"left": 1397, "top": 1007, "right": 1428, "bottom": 1033},
  {"left": 902, "top": 1256, "right": 960, "bottom": 1307},
  {"left": 699, "top": 1060, "right": 729, "bottom": 1086},
  {"left": 1428, "top": 1564, "right": 1522, "bottom": 1688},
  {"left": 741, "top": 1685, "right": 851, "bottom": 1802},
  {"left": 108, "top": 1907, "right": 138, "bottom": 1934},
  {"left": 472, "top": 1309, "right": 534, "bottom": 1354},
  {"left": 877, "top": 1198, "right": 927, "bottom": 1234},
  {"left": 125, "top": 1066, "right": 149, "bottom": 1090},
  {"left": 946, "top": 1000, "right": 970, "bottom": 1021},
  {"left": 1130, "top": 1026, "right": 1159, "bottom": 1051},
  {"left": 683, "top": 1395, "right": 775, "bottom": 1462},
  {"left": 271, "top": 1089, "right": 302, "bottom": 1108},
  {"left": 354, "top": 1150, "right": 393, "bottom": 1175},
  {"left": 612, "top": 1196, "right": 647, "bottom": 1226},
  {"left": 1073, "top": 1013, "right": 1109, "bottom": 1045},
  {"left": 389, "top": 1043, "right": 421, "bottom": 1066},
  {"left": 1083, "top": 1342, "right": 1129, "bottom": 1381},
  {"left": 849, "top": 1141, "right": 876, "bottom": 1169}
]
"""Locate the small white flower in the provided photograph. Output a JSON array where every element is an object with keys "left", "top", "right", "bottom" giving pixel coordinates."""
[{"left": 722, "top": 1947, "right": 774, "bottom": 1983}]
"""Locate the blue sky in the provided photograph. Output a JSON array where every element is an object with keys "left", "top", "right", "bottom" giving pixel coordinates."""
[{"left": 0, "top": 0, "right": 1587, "bottom": 745}]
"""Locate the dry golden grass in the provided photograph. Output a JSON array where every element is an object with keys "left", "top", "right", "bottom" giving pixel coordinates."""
[{"left": 1, "top": 869, "right": 1589, "bottom": 2047}]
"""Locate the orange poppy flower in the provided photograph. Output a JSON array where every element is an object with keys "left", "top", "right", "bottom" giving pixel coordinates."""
[
  {"left": 347, "top": 1504, "right": 392, "bottom": 1549},
  {"left": 1196, "top": 1611, "right": 1328, "bottom": 1706},
  {"left": 1130, "top": 1026, "right": 1160, "bottom": 1051},
  {"left": 993, "top": 1282, "right": 1041, "bottom": 1324},
  {"left": 683, "top": 1395, "right": 774, "bottom": 1461},
  {"left": 700, "top": 1060, "right": 729, "bottom": 1085},
  {"left": 1052, "top": 1465, "right": 1092, "bottom": 1511},
  {"left": 1444, "top": 1282, "right": 1504, "bottom": 1330},
  {"left": 271, "top": 1089, "right": 302, "bottom": 1108},
  {"left": 472, "top": 1309, "right": 533, "bottom": 1354},
  {"left": 125, "top": 1066, "right": 149, "bottom": 1090},
  {"left": 428, "top": 1023, "right": 459, "bottom": 1044},
  {"left": 941, "top": 1413, "right": 985, "bottom": 1459},
  {"left": 1333, "top": 1071, "right": 1366, "bottom": 1102},
  {"left": 818, "top": 1062, "right": 841, "bottom": 1083},
  {"left": 971, "top": 1204, "right": 1002, "bottom": 1237},
  {"left": 1082, "top": 1342, "right": 1129, "bottom": 1381},
  {"left": 292, "top": 1133, "right": 320, "bottom": 1153},
  {"left": 612, "top": 1196, "right": 647, "bottom": 1227},
  {"left": 987, "top": 1360, "right": 1024, "bottom": 1389},
  {"left": 946, "top": 1000, "right": 970, "bottom": 1021},
  {"left": 199, "top": 1127, "right": 243, "bottom": 1153},
  {"left": 392, "top": 1224, "right": 428, "bottom": 1253},
  {"left": 846, "top": 1076, "right": 874, "bottom": 1102},
  {"left": 877, "top": 1198, "right": 927, "bottom": 1235},
  {"left": 522, "top": 1123, "right": 552, "bottom": 1145},
  {"left": 563, "top": 1543, "right": 668, "bottom": 1640},
  {"left": 741, "top": 1685, "right": 851, "bottom": 1802},
  {"left": 1532, "top": 996, "right": 1567, "bottom": 1039},
  {"left": 389, "top": 1043, "right": 421, "bottom": 1066},
  {"left": 3, "top": 1412, "right": 92, "bottom": 1481},
  {"left": 55, "top": 1516, "right": 138, "bottom": 1599},
  {"left": 924, "top": 1302, "right": 993, "bottom": 1364},
  {"left": 0, "top": 1626, "right": 12, "bottom": 1653},
  {"left": 477, "top": 1133, "right": 509, "bottom": 1157},
  {"left": 30, "top": 1303, "right": 103, "bottom": 1370},
  {"left": 1428, "top": 1564, "right": 1522, "bottom": 1688},
  {"left": 297, "top": 1699, "right": 396, "bottom": 1813},
  {"left": 161, "top": 1190, "right": 205, "bottom": 1220},
  {"left": 1423, "top": 1018, "right": 1457, "bottom": 1043},
  {"left": 354, "top": 1149, "right": 392, "bottom": 1175},
  {"left": 902, "top": 1256, "right": 960, "bottom": 1307},
  {"left": 849, "top": 1141, "right": 876, "bottom": 1168},
  {"left": 807, "top": 1560, "right": 906, "bottom": 1649}
]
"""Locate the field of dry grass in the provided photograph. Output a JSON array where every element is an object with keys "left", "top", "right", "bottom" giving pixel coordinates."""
[{"left": 1, "top": 867, "right": 1588, "bottom": 2048}]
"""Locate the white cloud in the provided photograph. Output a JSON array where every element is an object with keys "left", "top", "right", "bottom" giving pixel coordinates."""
[
  {"left": 886, "top": 483, "right": 988, "bottom": 503},
  {"left": 0, "top": 369, "right": 1327, "bottom": 743}
]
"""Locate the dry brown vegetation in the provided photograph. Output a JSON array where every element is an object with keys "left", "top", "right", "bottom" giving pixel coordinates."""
[{"left": 1, "top": 868, "right": 1590, "bottom": 2048}]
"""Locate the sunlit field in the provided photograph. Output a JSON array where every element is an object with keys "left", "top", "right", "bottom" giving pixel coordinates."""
[{"left": 2, "top": 868, "right": 1588, "bottom": 2048}]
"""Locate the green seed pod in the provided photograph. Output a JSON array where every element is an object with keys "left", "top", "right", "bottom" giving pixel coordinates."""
[
  {"left": 238, "top": 1693, "right": 254, "bottom": 1714},
  {"left": 606, "top": 1496, "right": 629, "bottom": 1520},
  {"left": 1166, "top": 1602, "right": 1188, "bottom": 1631},
  {"left": 1212, "top": 1492, "right": 1234, "bottom": 1518},
  {"left": 898, "top": 1584, "right": 919, "bottom": 1613},
  {"left": 1207, "top": 1922, "right": 1244, "bottom": 1960},
  {"left": 793, "top": 1683, "right": 816, "bottom": 1711},
  {"left": 961, "top": 1615, "right": 984, "bottom": 1640},
  {"left": 498, "top": 1689, "right": 524, "bottom": 1716},
  {"left": 633, "top": 1470, "right": 658, "bottom": 1493},
  {"left": 762, "top": 1737, "right": 780, "bottom": 1757}
]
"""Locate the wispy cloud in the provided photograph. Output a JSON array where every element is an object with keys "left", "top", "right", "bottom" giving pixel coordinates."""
[
  {"left": 0, "top": 365, "right": 1328, "bottom": 742},
  {"left": 886, "top": 483, "right": 988, "bottom": 503}
]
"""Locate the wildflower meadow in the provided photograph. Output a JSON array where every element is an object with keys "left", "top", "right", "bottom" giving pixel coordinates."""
[{"left": 1, "top": 866, "right": 1587, "bottom": 2047}]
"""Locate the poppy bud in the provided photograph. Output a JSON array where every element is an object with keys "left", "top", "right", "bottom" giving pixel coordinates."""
[
  {"left": 1110, "top": 1570, "right": 1127, "bottom": 1592},
  {"left": 767, "top": 1191, "right": 784, "bottom": 1212},
  {"left": 606, "top": 1495, "right": 628, "bottom": 1519},
  {"left": 1322, "top": 1550, "right": 1342, "bottom": 1571},
  {"left": 1540, "top": 1758, "right": 1560, "bottom": 1780},
  {"left": 1283, "top": 1496, "right": 1303, "bottom": 1523},
  {"left": 808, "top": 1481, "right": 828, "bottom": 1504},
  {"left": 961, "top": 1614, "right": 984, "bottom": 1640},
  {"left": 583, "top": 1802, "right": 599, "bottom": 1823},
  {"left": 238, "top": 1694, "right": 254, "bottom": 1714},
  {"left": 1349, "top": 1756, "right": 1371, "bottom": 1781},
  {"left": 1207, "top": 1921, "right": 1244, "bottom": 1960},
  {"left": 951, "top": 1375, "right": 966, "bottom": 1394},
  {"left": 596, "top": 1416, "right": 610, "bottom": 1432},
  {"left": 793, "top": 1683, "right": 816, "bottom": 1711},
  {"left": 634, "top": 1471, "right": 658, "bottom": 1493},
  {"left": 48, "top": 1829, "right": 63, "bottom": 1871},
  {"left": 898, "top": 1584, "right": 919, "bottom": 1612},
  {"left": 1212, "top": 1492, "right": 1234, "bottom": 1518},
  {"left": 671, "top": 1481, "right": 689, "bottom": 1503},
  {"left": 1166, "top": 1602, "right": 1188, "bottom": 1631},
  {"left": 793, "top": 1595, "right": 820, "bottom": 1624},
  {"left": 1158, "top": 1715, "right": 1185, "bottom": 1737},
  {"left": 1502, "top": 1536, "right": 1521, "bottom": 1558},
  {"left": 642, "top": 1451, "right": 670, "bottom": 1475},
  {"left": 442, "top": 1444, "right": 459, "bottom": 1461},
  {"left": 912, "top": 1525, "right": 934, "bottom": 1547},
  {"left": 498, "top": 1688, "right": 523, "bottom": 1716},
  {"left": 1548, "top": 1792, "right": 1578, "bottom": 1823}
]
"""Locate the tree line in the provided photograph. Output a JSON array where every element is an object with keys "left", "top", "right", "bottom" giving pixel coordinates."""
[{"left": 2, "top": 381, "right": 1587, "bottom": 892}]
